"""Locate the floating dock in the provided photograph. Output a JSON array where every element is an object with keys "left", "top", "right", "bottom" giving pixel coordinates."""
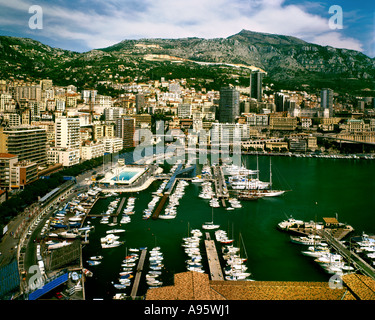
[
  {"left": 130, "top": 249, "right": 148, "bottom": 299},
  {"left": 204, "top": 234, "right": 224, "bottom": 281}
]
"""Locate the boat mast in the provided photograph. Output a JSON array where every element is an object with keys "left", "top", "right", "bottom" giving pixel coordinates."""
[
  {"left": 269, "top": 157, "right": 272, "bottom": 190},
  {"left": 239, "top": 232, "right": 248, "bottom": 260}
]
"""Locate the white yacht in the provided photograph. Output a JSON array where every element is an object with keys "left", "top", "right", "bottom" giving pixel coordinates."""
[{"left": 277, "top": 217, "right": 305, "bottom": 231}]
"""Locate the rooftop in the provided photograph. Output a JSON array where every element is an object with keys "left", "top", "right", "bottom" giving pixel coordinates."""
[
  {"left": 145, "top": 271, "right": 375, "bottom": 300},
  {"left": 0, "top": 153, "right": 18, "bottom": 159}
]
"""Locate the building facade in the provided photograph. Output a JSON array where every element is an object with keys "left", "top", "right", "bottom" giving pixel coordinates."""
[
  {"left": 250, "top": 70, "right": 264, "bottom": 102},
  {"left": 116, "top": 117, "right": 136, "bottom": 149},
  {"left": 321, "top": 88, "right": 334, "bottom": 117},
  {"left": 0, "top": 126, "right": 47, "bottom": 166},
  {"left": 0, "top": 153, "right": 18, "bottom": 189},
  {"left": 218, "top": 87, "right": 240, "bottom": 123},
  {"left": 55, "top": 117, "right": 80, "bottom": 149}
]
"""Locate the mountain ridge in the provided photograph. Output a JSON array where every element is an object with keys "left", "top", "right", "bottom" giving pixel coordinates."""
[{"left": 0, "top": 30, "right": 374, "bottom": 96}]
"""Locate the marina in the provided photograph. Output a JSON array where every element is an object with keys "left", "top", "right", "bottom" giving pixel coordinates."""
[{"left": 12, "top": 154, "right": 375, "bottom": 300}]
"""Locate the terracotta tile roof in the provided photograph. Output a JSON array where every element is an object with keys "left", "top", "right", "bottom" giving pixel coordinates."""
[
  {"left": 0, "top": 153, "right": 17, "bottom": 158},
  {"left": 342, "top": 274, "right": 375, "bottom": 300},
  {"left": 146, "top": 271, "right": 370, "bottom": 300}
]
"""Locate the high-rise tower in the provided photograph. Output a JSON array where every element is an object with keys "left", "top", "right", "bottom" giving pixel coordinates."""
[{"left": 219, "top": 87, "right": 240, "bottom": 123}]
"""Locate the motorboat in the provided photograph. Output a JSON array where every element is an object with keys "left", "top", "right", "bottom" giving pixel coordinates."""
[
  {"left": 277, "top": 217, "right": 305, "bottom": 231},
  {"left": 290, "top": 235, "right": 323, "bottom": 245},
  {"left": 192, "top": 177, "right": 204, "bottom": 183},
  {"left": 106, "top": 229, "right": 126, "bottom": 234},
  {"left": 102, "top": 240, "right": 123, "bottom": 248},
  {"left": 202, "top": 222, "right": 220, "bottom": 230},
  {"left": 90, "top": 255, "right": 103, "bottom": 260},
  {"left": 101, "top": 234, "right": 120, "bottom": 243},
  {"left": 86, "top": 260, "right": 101, "bottom": 266},
  {"left": 301, "top": 246, "right": 330, "bottom": 257}
]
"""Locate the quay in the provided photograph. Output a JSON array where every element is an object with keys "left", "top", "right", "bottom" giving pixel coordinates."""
[
  {"left": 318, "top": 229, "right": 375, "bottom": 280},
  {"left": 204, "top": 233, "right": 224, "bottom": 281},
  {"left": 284, "top": 217, "right": 354, "bottom": 241},
  {"left": 130, "top": 249, "right": 147, "bottom": 299}
]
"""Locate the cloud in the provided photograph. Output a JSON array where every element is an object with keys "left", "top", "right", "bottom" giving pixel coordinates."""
[
  {"left": 0, "top": 0, "right": 367, "bottom": 55},
  {"left": 308, "top": 32, "right": 364, "bottom": 52}
]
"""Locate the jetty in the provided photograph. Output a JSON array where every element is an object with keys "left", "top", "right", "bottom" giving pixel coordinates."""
[
  {"left": 112, "top": 197, "right": 126, "bottom": 224},
  {"left": 204, "top": 233, "right": 224, "bottom": 281},
  {"left": 151, "top": 163, "right": 196, "bottom": 219},
  {"left": 151, "top": 194, "right": 169, "bottom": 220},
  {"left": 212, "top": 165, "right": 228, "bottom": 207},
  {"left": 318, "top": 229, "right": 375, "bottom": 280},
  {"left": 281, "top": 217, "right": 354, "bottom": 241},
  {"left": 130, "top": 249, "right": 148, "bottom": 299}
]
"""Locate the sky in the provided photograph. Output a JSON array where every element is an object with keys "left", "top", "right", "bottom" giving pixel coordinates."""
[{"left": 0, "top": 0, "right": 374, "bottom": 57}]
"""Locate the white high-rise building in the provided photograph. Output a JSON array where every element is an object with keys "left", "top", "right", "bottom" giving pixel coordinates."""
[{"left": 55, "top": 117, "right": 80, "bottom": 149}]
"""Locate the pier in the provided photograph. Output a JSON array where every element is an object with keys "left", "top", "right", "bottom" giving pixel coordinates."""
[
  {"left": 87, "top": 196, "right": 126, "bottom": 218},
  {"left": 112, "top": 197, "right": 126, "bottom": 224},
  {"left": 130, "top": 249, "right": 147, "bottom": 299},
  {"left": 212, "top": 165, "right": 228, "bottom": 207},
  {"left": 318, "top": 229, "right": 375, "bottom": 280},
  {"left": 151, "top": 194, "right": 169, "bottom": 220},
  {"left": 204, "top": 233, "right": 224, "bottom": 281}
]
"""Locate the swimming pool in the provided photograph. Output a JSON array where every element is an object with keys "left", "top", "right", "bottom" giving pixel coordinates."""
[
  {"left": 101, "top": 166, "right": 146, "bottom": 185},
  {"left": 111, "top": 171, "right": 138, "bottom": 181}
]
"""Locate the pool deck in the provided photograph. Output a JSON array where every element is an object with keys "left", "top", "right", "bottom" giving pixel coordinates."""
[{"left": 101, "top": 167, "right": 146, "bottom": 185}]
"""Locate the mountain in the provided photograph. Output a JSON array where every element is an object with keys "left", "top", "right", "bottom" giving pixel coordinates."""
[{"left": 1, "top": 30, "right": 374, "bottom": 96}]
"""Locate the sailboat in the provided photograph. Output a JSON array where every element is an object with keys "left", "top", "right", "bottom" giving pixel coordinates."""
[
  {"left": 202, "top": 205, "right": 220, "bottom": 230},
  {"left": 236, "top": 156, "right": 264, "bottom": 200},
  {"left": 248, "top": 158, "right": 286, "bottom": 197}
]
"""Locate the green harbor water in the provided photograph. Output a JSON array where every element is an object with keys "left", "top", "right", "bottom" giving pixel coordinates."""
[{"left": 83, "top": 155, "right": 375, "bottom": 299}]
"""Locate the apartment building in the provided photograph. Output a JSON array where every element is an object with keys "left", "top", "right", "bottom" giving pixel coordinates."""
[
  {"left": 0, "top": 153, "right": 18, "bottom": 189},
  {"left": 116, "top": 117, "right": 136, "bottom": 149},
  {"left": 102, "top": 137, "right": 123, "bottom": 154},
  {"left": 178, "top": 103, "right": 192, "bottom": 119},
  {"left": 47, "top": 148, "right": 80, "bottom": 167},
  {"left": 10, "top": 160, "right": 38, "bottom": 189},
  {"left": 55, "top": 117, "right": 80, "bottom": 149},
  {"left": 2, "top": 113, "right": 21, "bottom": 127},
  {"left": 0, "top": 125, "right": 47, "bottom": 166},
  {"left": 245, "top": 113, "right": 269, "bottom": 127},
  {"left": 81, "top": 143, "right": 105, "bottom": 161},
  {"left": 269, "top": 116, "right": 298, "bottom": 131},
  {"left": 210, "top": 123, "right": 250, "bottom": 145}
]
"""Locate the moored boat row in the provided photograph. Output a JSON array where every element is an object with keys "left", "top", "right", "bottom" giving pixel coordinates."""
[
  {"left": 182, "top": 229, "right": 205, "bottom": 273},
  {"left": 146, "top": 247, "right": 164, "bottom": 288}
]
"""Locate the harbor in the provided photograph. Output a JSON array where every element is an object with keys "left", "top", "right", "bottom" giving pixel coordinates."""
[{"left": 8, "top": 153, "right": 375, "bottom": 300}]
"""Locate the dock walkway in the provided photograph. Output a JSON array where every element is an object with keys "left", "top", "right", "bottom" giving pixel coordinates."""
[
  {"left": 130, "top": 249, "right": 147, "bottom": 299},
  {"left": 318, "top": 229, "right": 375, "bottom": 280},
  {"left": 112, "top": 197, "right": 126, "bottom": 224},
  {"left": 212, "top": 166, "right": 228, "bottom": 207},
  {"left": 204, "top": 234, "right": 224, "bottom": 281},
  {"left": 151, "top": 194, "right": 169, "bottom": 220}
]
